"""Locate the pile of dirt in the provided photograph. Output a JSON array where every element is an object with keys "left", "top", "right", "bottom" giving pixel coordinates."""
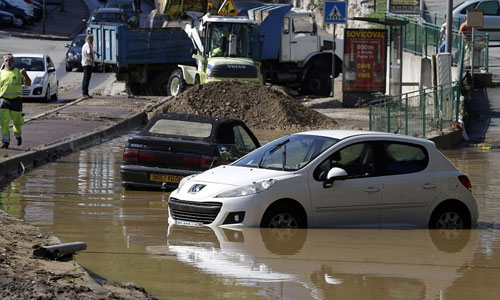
[
  {"left": 0, "top": 210, "right": 155, "bottom": 300},
  {"left": 162, "top": 81, "right": 339, "bottom": 130}
]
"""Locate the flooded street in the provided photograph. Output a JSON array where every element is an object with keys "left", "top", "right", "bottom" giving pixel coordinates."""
[{"left": 1, "top": 134, "right": 500, "bottom": 299}]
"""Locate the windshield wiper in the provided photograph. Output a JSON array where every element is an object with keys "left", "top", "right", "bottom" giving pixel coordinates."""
[
  {"left": 269, "top": 139, "right": 289, "bottom": 154},
  {"left": 258, "top": 139, "right": 289, "bottom": 169}
]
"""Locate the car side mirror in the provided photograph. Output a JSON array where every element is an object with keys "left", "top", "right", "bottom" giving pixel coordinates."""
[
  {"left": 323, "top": 167, "right": 348, "bottom": 188},
  {"left": 48, "top": 68, "right": 56, "bottom": 73},
  {"left": 64, "top": 44, "right": 70, "bottom": 48}
]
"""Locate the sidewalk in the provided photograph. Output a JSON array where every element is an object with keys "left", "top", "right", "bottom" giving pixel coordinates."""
[
  {"left": 0, "top": 95, "right": 168, "bottom": 184},
  {"left": 0, "top": 0, "right": 88, "bottom": 40}
]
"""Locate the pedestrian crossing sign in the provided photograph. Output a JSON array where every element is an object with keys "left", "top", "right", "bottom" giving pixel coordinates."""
[
  {"left": 218, "top": 0, "right": 239, "bottom": 16},
  {"left": 324, "top": 1, "right": 347, "bottom": 24}
]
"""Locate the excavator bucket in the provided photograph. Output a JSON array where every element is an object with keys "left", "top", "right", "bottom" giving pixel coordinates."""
[
  {"left": 157, "top": 0, "right": 262, "bottom": 18},
  {"left": 157, "top": 0, "right": 221, "bottom": 18}
]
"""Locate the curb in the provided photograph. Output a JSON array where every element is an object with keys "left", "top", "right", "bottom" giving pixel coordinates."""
[{"left": 0, "top": 111, "right": 146, "bottom": 186}]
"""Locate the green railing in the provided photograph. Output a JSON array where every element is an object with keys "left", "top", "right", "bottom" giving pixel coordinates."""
[{"left": 369, "top": 82, "right": 461, "bottom": 137}]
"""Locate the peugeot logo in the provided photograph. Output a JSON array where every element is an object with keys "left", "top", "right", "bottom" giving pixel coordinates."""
[{"left": 189, "top": 184, "right": 206, "bottom": 194}]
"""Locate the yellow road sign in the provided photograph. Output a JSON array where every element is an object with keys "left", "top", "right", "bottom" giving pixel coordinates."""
[{"left": 218, "top": 0, "right": 238, "bottom": 15}]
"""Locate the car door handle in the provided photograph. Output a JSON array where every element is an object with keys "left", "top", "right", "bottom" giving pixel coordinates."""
[
  {"left": 421, "top": 183, "right": 436, "bottom": 190},
  {"left": 290, "top": 41, "right": 298, "bottom": 44},
  {"left": 365, "top": 187, "right": 380, "bottom": 193}
]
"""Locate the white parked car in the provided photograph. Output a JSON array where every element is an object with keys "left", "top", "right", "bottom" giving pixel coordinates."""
[
  {"left": 12, "top": 54, "right": 58, "bottom": 102},
  {"left": 168, "top": 130, "right": 478, "bottom": 229},
  {"left": 453, "top": 0, "right": 500, "bottom": 41}
]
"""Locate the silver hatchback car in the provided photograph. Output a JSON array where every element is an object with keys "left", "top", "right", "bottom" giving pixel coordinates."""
[
  {"left": 169, "top": 130, "right": 478, "bottom": 229},
  {"left": 453, "top": 0, "right": 500, "bottom": 40}
]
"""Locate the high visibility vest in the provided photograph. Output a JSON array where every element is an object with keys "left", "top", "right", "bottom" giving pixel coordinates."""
[{"left": 0, "top": 68, "right": 24, "bottom": 99}]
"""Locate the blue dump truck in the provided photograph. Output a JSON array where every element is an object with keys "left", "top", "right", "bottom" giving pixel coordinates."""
[
  {"left": 88, "top": 24, "right": 195, "bottom": 95},
  {"left": 90, "top": 3, "right": 343, "bottom": 96}
]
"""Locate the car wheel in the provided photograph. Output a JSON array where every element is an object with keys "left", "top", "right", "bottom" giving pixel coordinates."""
[
  {"left": 43, "top": 85, "right": 51, "bottom": 102},
  {"left": 429, "top": 205, "right": 470, "bottom": 229},
  {"left": 51, "top": 83, "right": 58, "bottom": 100},
  {"left": 167, "top": 68, "right": 186, "bottom": 97},
  {"left": 65, "top": 64, "right": 71, "bottom": 72},
  {"left": 260, "top": 227, "right": 307, "bottom": 255},
  {"left": 261, "top": 203, "right": 306, "bottom": 229}
]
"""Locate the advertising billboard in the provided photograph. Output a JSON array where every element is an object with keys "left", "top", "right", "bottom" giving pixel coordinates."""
[
  {"left": 343, "top": 29, "right": 387, "bottom": 93},
  {"left": 388, "top": 0, "right": 420, "bottom": 14}
]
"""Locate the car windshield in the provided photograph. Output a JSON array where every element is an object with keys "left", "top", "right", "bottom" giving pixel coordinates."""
[
  {"left": 13, "top": 57, "right": 44, "bottom": 72},
  {"left": 91, "top": 12, "right": 123, "bottom": 22},
  {"left": 234, "top": 134, "right": 339, "bottom": 171},
  {"left": 72, "top": 36, "right": 85, "bottom": 47},
  {"left": 147, "top": 119, "right": 213, "bottom": 138}
]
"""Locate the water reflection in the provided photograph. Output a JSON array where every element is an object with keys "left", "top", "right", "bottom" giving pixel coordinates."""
[
  {"left": 2, "top": 137, "right": 500, "bottom": 299},
  {"left": 161, "top": 226, "right": 477, "bottom": 300}
]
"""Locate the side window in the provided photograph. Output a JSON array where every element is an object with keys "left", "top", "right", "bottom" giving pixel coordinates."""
[
  {"left": 460, "top": 3, "right": 478, "bottom": 14},
  {"left": 477, "top": 1, "right": 499, "bottom": 15},
  {"left": 47, "top": 57, "right": 54, "bottom": 69},
  {"left": 314, "top": 142, "right": 375, "bottom": 181},
  {"left": 232, "top": 126, "right": 257, "bottom": 152},
  {"left": 283, "top": 17, "right": 289, "bottom": 34},
  {"left": 382, "top": 142, "right": 428, "bottom": 175}
]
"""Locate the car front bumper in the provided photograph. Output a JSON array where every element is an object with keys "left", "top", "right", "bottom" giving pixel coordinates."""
[{"left": 22, "top": 84, "right": 45, "bottom": 98}]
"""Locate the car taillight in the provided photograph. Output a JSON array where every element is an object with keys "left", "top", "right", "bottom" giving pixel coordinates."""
[
  {"left": 458, "top": 175, "right": 472, "bottom": 191},
  {"left": 123, "top": 148, "right": 156, "bottom": 163},
  {"left": 183, "top": 155, "right": 217, "bottom": 168},
  {"left": 138, "top": 151, "right": 155, "bottom": 161},
  {"left": 123, "top": 148, "right": 139, "bottom": 163}
]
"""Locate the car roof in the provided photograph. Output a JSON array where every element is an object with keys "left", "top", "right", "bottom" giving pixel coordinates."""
[
  {"left": 295, "top": 130, "right": 434, "bottom": 144},
  {"left": 12, "top": 53, "right": 45, "bottom": 58},
  {"left": 140, "top": 113, "right": 251, "bottom": 144}
]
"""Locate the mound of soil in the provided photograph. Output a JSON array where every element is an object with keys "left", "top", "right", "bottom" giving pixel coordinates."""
[
  {"left": 162, "top": 81, "right": 338, "bottom": 130},
  {"left": 0, "top": 210, "right": 155, "bottom": 300}
]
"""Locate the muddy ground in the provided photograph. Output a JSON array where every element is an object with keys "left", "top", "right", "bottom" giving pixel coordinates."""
[{"left": 0, "top": 210, "right": 156, "bottom": 300}]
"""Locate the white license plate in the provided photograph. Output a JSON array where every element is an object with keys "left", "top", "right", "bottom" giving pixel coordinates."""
[{"left": 175, "top": 219, "right": 202, "bottom": 227}]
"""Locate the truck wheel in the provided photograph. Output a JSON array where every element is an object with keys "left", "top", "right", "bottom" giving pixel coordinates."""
[
  {"left": 304, "top": 69, "right": 331, "bottom": 97},
  {"left": 167, "top": 69, "right": 186, "bottom": 97},
  {"left": 127, "top": 83, "right": 143, "bottom": 96}
]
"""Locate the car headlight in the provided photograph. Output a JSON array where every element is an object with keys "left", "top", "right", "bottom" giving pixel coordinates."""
[
  {"left": 215, "top": 179, "right": 276, "bottom": 198},
  {"left": 68, "top": 52, "right": 75, "bottom": 58},
  {"left": 177, "top": 175, "right": 195, "bottom": 191},
  {"left": 32, "top": 75, "right": 45, "bottom": 85}
]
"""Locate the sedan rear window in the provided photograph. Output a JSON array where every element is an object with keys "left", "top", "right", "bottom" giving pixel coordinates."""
[{"left": 147, "top": 119, "right": 213, "bottom": 138}]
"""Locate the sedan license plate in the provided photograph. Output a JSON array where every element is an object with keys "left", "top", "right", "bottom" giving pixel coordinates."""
[
  {"left": 149, "top": 173, "right": 183, "bottom": 183},
  {"left": 175, "top": 219, "right": 202, "bottom": 227}
]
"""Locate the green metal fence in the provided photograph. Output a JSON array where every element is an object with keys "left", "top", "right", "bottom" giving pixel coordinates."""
[
  {"left": 369, "top": 82, "right": 461, "bottom": 137},
  {"left": 366, "top": 11, "right": 480, "bottom": 137},
  {"left": 385, "top": 11, "right": 489, "bottom": 71}
]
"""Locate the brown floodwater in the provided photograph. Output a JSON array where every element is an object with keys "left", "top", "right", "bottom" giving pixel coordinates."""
[{"left": 1, "top": 133, "right": 500, "bottom": 300}]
